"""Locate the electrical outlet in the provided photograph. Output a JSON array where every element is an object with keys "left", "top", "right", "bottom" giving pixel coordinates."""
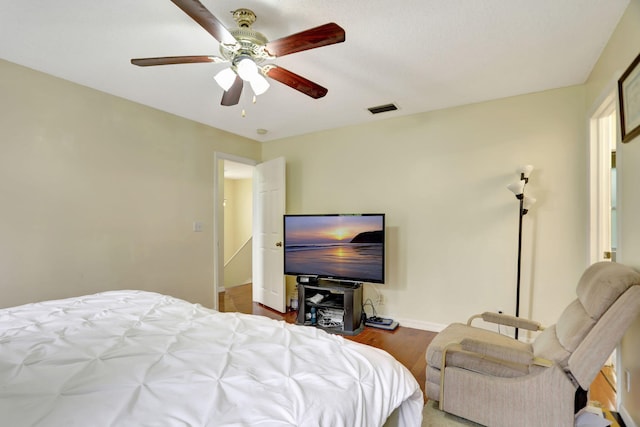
[
  {"left": 626, "top": 369, "right": 631, "bottom": 393},
  {"left": 378, "top": 294, "right": 384, "bottom": 306},
  {"left": 193, "top": 221, "right": 204, "bottom": 232}
]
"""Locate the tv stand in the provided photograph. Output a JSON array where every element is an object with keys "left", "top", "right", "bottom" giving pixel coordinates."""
[{"left": 296, "top": 280, "right": 363, "bottom": 336}]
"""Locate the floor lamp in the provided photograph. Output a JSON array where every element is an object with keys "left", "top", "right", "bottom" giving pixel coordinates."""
[{"left": 507, "top": 165, "right": 536, "bottom": 340}]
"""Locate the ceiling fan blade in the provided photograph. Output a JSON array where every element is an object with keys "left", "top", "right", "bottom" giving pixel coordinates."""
[
  {"left": 170, "top": 0, "right": 237, "bottom": 45},
  {"left": 265, "top": 23, "right": 345, "bottom": 57},
  {"left": 264, "top": 65, "right": 328, "bottom": 99},
  {"left": 221, "top": 75, "right": 243, "bottom": 106},
  {"left": 131, "top": 55, "right": 226, "bottom": 67}
]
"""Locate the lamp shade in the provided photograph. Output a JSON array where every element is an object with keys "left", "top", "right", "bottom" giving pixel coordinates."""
[
  {"left": 249, "top": 73, "right": 270, "bottom": 96},
  {"left": 236, "top": 57, "right": 259, "bottom": 81},
  {"left": 518, "top": 165, "right": 534, "bottom": 178},
  {"left": 507, "top": 180, "right": 525, "bottom": 196},
  {"left": 214, "top": 68, "right": 237, "bottom": 91},
  {"left": 523, "top": 196, "right": 537, "bottom": 210}
]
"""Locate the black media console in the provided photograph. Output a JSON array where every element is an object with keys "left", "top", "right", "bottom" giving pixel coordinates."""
[{"left": 296, "top": 279, "right": 364, "bottom": 336}]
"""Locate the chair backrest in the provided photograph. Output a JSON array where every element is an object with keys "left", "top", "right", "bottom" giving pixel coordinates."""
[
  {"left": 561, "top": 262, "right": 639, "bottom": 349},
  {"left": 533, "top": 262, "right": 640, "bottom": 388}
]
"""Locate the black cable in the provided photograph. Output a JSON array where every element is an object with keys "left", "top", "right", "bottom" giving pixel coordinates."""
[{"left": 362, "top": 298, "right": 377, "bottom": 320}]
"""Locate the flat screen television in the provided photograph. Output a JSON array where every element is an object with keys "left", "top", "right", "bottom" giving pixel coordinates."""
[{"left": 283, "top": 214, "right": 385, "bottom": 284}]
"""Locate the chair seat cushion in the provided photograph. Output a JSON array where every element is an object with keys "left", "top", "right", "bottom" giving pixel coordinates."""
[{"left": 426, "top": 322, "right": 532, "bottom": 369}]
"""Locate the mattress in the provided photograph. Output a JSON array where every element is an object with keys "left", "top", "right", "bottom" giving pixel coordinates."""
[{"left": 0, "top": 290, "right": 423, "bottom": 426}]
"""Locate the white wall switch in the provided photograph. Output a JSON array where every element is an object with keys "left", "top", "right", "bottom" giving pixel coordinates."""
[{"left": 193, "top": 222, "right": 204, "bottom": 232}]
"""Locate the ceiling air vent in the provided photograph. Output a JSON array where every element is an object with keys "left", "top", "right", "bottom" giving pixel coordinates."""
[{"left": 367, "top": 103, "right": 398, "bottom": 115}]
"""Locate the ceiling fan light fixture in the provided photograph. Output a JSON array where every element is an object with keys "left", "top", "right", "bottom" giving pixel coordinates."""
[
  {"left": 132, "top": 4, "right": 345, "bottom": 107},
  {"left": 214, "top": 68, "right": 237, "bottom": 91},
  {"left": 236, "top": 57, "right": 259, "bottom": 81},
  {"left": 249, "top": 73, "right": 270, "bottom": 96}
]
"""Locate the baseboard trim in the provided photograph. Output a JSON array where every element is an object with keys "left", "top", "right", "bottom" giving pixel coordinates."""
[
  {"left": 394, "top": 317, "right": 447, "bottom": 333},
  {"left": 620, "top": 404, "right": 637, "bottom": 427}
]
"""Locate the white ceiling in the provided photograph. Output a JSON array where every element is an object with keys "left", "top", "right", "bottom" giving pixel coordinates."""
[{"left": 0, "top": 0, "right": 629, "bottom": 142}]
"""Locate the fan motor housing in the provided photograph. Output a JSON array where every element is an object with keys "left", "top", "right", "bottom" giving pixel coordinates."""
[{"left": 220, "top": 9, "right": 271, "bottom": 64}]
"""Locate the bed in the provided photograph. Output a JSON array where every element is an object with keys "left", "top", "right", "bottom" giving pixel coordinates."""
[{"left": 0, "top": 290, "right": 423, "bottom": 426}]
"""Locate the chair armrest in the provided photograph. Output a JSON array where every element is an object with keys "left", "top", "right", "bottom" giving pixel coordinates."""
[
  {"left": 460, "top": 338, "right": 533, "bottom": 365},
  {"left": 459, "top": 338, "right": 552, "bottom": 367},
  {"left": 467, "top": 312, "right": 544, "bottom": 331}
]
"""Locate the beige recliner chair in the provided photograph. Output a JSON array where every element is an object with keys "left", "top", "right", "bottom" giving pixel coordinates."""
[{"left": 425, "top": 261, "right": 640, "bottom": 427}]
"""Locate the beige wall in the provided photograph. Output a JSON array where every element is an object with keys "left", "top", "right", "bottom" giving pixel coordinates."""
[
  {"left": 3, "top": 3, "right": 639, "bottom": 420},
  {"left": 586, "top": 0, "right": 640, "bottom": 424},
  {"left": 0, "top": 59, "right": 260, "bottom": 309},
  {"left": 263, "top": 84, "right": 588, "bottom": 331}
]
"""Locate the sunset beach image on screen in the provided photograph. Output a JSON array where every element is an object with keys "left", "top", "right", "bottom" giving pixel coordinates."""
[{"left": 283, "top": 214, "right": 385, "bottom": 283}]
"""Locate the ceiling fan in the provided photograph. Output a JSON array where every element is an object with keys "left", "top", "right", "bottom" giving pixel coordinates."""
[{"left": 131, "top": 0, "right": 346, "bottom": 106}]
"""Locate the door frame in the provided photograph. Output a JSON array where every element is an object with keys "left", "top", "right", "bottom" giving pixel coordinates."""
[
  {"left": 587, "top": 84, "right": 624, "bottom": 411},
  {"left": 588, "top": 90, "right": 617, "bottom": 264},
  {"left": 212, "top": 152, "right": 257, "bottom": 309}
]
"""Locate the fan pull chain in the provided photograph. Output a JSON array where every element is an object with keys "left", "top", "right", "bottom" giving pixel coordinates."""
[{"left": 240, "top": 95, "right": 259, "bottom": 117}]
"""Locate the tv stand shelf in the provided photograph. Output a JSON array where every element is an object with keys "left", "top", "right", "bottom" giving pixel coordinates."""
[{"left": 296, "top": 280, "right": 364, "bottom": 336}]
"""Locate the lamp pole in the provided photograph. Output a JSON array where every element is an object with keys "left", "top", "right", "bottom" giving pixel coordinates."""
[
  {"left": 515, "top": 193, "right": 524, "bottom": 340},
  {"left": 507, "top": 165, "right": 534, "bottom": 340}
]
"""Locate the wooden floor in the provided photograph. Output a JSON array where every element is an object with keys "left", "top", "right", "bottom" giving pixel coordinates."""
[{"left": 219, "top": 284, "right": 616, "bottom": 410}]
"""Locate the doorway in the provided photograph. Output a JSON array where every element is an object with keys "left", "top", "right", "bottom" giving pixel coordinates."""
[
  {"left": 213, "top": 154, "right": 287, "bottom": 313},
  {"left": 213, "top": 153, "right": 256, "bottom": 310},
  {"left": 222, "top": 160, "right": 255, "bottom": 289}
]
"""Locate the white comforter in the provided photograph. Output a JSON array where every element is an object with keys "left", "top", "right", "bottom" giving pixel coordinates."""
[{"left": 0, "top": 290, "right": 423, "bottom": 426}]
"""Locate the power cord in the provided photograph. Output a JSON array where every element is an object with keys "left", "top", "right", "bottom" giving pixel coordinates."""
[
  {"left": 368, "top": 284, "right": 383, "bottom": 306},
  {"left": 362, "top": 298, "right": 378, "bottom": 321}
]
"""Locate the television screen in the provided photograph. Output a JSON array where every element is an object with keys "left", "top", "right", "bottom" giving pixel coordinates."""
[{"left": 283, "top": 214, "right": 385, "bottom": 284}]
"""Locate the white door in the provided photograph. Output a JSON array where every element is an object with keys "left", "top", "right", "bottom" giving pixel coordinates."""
[{"left": 252, "top": 157, "right": 286, "bottom": 312}]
